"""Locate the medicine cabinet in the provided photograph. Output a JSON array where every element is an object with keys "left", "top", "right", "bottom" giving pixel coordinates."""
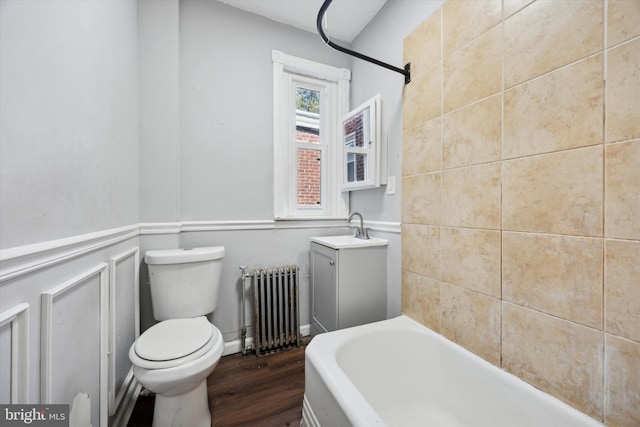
[{"left": 341, "top": 94, "right": 381, "bottom": 191}]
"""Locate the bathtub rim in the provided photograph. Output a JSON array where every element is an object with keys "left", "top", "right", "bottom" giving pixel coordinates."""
[{"left": 304, "top": 314, "right": 604, "bottom": 427}]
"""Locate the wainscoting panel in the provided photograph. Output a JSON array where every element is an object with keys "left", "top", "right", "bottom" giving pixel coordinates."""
[
  {"left": 0, "top": 303, "right": 29, "bottom": 403},
  {"left": 0, "top": 225, "right": 138, "bottom": 283},
  {"left": 41, "top": 264, "right": 108, "bottom": 427},
  {"left": 108, "top": 247, "right": 139, "bottom": 416}
]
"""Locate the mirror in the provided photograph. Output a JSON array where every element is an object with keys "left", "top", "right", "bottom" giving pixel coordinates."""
[{"left": 341, "top": 94, "right": 381, "bottom": 191}]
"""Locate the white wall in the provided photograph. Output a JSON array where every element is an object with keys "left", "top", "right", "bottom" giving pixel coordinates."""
[
  {"left": 178, "top": 0, "right": 352, "bottom": 220},
  {"left": 139, "top": 0, "right": 180, "bottom": 223},
  {"left": 348, "top": 0, "right": 444, "bottom": 316},
  {"left": 0, "top": 0, "right": 139, "bottom": 249},
  {"left": 0, "top": 1, "right": 140, "bottom": 424}
]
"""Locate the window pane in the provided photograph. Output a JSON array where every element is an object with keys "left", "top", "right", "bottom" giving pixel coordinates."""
[
  {"left": 296, "top": 87, "right": 320, "bottom": 143},
  {"left": 297, "top": 149, "right": 321, "bottom": 206},
  {"left": 347, "top": 153, "right": 355, "bottom": 182},
  {"left": 346, "top": 153, "right": 366, "bottom": 183},
  {"left": 343, "top": 107, "right": 368, "bottom": 148},
  {"left": 355, "top": 153, "right": 366, "bottom": 181}
]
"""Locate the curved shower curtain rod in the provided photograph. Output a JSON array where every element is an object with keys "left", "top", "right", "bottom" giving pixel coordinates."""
[{"left": 316, "top": 0, "right": 411, "bottom": 84}]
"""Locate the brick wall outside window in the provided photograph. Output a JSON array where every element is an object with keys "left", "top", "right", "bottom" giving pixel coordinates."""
[
  {"left": 344, "top": 113, "right": 366, "bottom": 181},
  {"left": 296, "top": 127, "right": 321, "bottom": 205}
]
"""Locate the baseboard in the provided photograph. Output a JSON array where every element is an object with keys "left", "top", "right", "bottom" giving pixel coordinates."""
[
  {"left": 300, "top": 323, "right": 310, "bottom": 337},
  {"left": 223, "top": 324, "right": 311, "bottom": 356},
  {"left": 109, "top": 377, "right": 142, "bottom": 427}
]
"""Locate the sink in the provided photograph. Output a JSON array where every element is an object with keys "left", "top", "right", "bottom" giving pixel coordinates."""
[{"left": 311, "top": 235, "right": 388, "bottom": 249}]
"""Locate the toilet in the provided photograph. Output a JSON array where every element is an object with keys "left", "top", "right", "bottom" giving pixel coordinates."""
[{"left": 129, "top": 247, "right": 225, "bottom": 427}]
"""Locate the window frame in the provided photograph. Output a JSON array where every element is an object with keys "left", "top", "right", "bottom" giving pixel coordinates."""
[
  {"left": 341, "top": 94, "right": 382, "bottom": 191},
  {"left": 272, "top": 50, "right": 350, "bottom": 219},
  {"left": 292, "top": 78, "right": 326, "bottom": 212}
]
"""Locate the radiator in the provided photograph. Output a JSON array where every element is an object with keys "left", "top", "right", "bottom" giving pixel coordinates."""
[{"left": 251, "top": 265, "right": 301, "bottom": 356}]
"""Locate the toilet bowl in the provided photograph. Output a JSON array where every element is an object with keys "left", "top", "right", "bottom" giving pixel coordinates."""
[{"left": 130, "top": 316, "right": 224, "bottom": 427}]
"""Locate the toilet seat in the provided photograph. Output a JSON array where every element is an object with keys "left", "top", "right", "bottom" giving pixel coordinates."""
[{"left": 130, "top": 317, "right": 220, "bottom": 370}]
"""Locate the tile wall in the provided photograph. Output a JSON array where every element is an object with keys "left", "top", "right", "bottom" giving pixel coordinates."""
[{"left": 401, "top": 0, "right": 639, "bottom": 425}]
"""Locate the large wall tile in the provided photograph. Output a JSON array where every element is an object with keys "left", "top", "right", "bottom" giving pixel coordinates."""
[
  {"left": 502, "top": 303, "right": 604, "bottom": 419},
  {"left": 503, "top": 146, "right": 603, "bottom": 236},
  {"left": 605, "top": 335, "right": 640, "bottom": 426},
  {"left": 442, "top": 94, "right": 501, "bottom": 169},
  {"left": 402, "top": 270, "right": 440, "bottom": 333},
  {"left": 503, "top": 232, "right": 603, "bottom": 328},
  {"left": 504, "top": 0, "right": 603, "bottom": 88},
  {"left": 442, "top": 0, "right": 501, "bottom": 57},
  {"left": 441, "top": 162, "right": 501, "bottom": 229},
  {"left": 440, "top": 284, "right": 501, "bottom": 365},
  {"left": 403, "top": 8, "right": 441, "bottom": 78},
  {"left": 403, "top": 63, "right": 441, "bottom": 130},
  {"left": 402, "top": 224, "right": 441, "bottom": 280},
  {"left": 503, "top": 54, "right": 603, "bottom": 159},
  {"left": 606, "top": 39, "right": 640, "bottom": 143},
  {"left": 605, "top": 139, "right": 640, "bottom": 239},
  {"left": 401, "top": 1, "right": 639, "bottom": 423},
  {"left": 443, "top": 25, "right": 501, "bottom": 113},
  {"left": 605, "top": 239, "right": 640, "bottom": 343},
  {"left": 402, "top": 118, "right": 441, "bottom": 176},
  {"left": 441, "top": 227, "right": 500, "bottom": 298},
  {"left": 402, "top": 173, "right": 441, "bottom": 225},
  {"left": 607, "top": 0, "right": 640, "bottom": 48}
]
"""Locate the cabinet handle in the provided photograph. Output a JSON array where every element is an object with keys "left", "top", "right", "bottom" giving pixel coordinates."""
[{"left": 329, "top": 260, "right": 334, "bottom": 266}]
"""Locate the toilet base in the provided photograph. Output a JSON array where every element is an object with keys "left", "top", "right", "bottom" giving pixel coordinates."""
[{"left": 152, "top": 380, "right": 211, "bottom": 427}]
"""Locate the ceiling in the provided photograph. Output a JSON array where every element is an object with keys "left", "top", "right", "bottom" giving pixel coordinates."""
[{"left": 215, "top": 0, "right": 388, "bottom": 43}]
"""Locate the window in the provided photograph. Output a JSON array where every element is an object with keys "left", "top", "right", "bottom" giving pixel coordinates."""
[
  {"left": 295, "top": 86, "right": 322, "bottom": 207},
  {"left": 273, "top": 50, "right": 350, "bottom": 219}
]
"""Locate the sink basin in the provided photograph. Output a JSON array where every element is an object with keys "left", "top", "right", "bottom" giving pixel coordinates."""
[{"left": 311, "top": 235, "right": 388, "bottom": 249}]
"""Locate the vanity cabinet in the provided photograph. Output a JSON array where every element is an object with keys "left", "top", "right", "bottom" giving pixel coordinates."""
[{"left": 310, "top": 237, "right": 387, "bottom": 334}]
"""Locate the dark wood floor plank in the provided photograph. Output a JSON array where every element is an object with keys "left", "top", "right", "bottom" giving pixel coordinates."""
[{"left": 127, "top": 339, "right": 308, "bottom": 427}]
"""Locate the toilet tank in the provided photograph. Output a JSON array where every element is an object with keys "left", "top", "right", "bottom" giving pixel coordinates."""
[{"left": 145, "top": 247, "right": 225, "bottom": 321}]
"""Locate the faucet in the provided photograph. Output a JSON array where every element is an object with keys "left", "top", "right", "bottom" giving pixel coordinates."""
[{"left": 348, "top": 212, "right": 369, "bottom": 240}]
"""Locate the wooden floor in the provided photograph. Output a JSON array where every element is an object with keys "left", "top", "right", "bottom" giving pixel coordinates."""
[{"left": 127, "top": 339, "right": 309, "bottom": 427}]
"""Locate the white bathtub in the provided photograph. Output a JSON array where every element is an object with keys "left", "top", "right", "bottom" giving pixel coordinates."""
[{"left": 302, "top": 315, "right": 603, "bottom": 427}]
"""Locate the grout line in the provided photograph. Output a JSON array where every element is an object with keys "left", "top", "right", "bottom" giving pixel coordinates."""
[
  {"left": 441, "top": 18, "right": 501, "bottom": 62},
  {"left": 502, "top": 299, "right": 605, "bottom": 334},
  {"left": 439, "top": 5, "right": 444, "bottom": 318},
  {"left": 443, "top": 91, "right": 502, "bottom": 119},
  {"left": 499, "top": 0, "right": 505, "bottom": 369},
  {"left": 505, "top": 49, "right": 605, "bottom": 91},
  {"left": 500, "top": 142, "right": 604, "bottom": 165},
  {"left": 405, "top": 224, "right": 621, "bottom": 241},
  {"left": 606, "top": 32, "right": 640, "bottom": 51},
  {"left": 601, "top": 0, "right": 608, "bottom": 421},
  {"left": 406, "top": 224, "right": 627, "bottom": 242}
]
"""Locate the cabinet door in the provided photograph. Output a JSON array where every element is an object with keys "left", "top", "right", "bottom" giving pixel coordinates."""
[
  {"left": 311, "top": 245, "right": 337, "bottom": 332},
  {"left": 337, "top": 246, "right": 387, "bottom": 329}
]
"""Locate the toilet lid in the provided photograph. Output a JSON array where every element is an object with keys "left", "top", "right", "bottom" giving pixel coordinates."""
[{"left": 135, "top": 317, "right": 213, "bottom": 361}]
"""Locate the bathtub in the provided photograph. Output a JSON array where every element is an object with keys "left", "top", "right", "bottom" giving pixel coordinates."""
[{"left": 302, "top": 315, "right": 603, "bottom": 427}]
